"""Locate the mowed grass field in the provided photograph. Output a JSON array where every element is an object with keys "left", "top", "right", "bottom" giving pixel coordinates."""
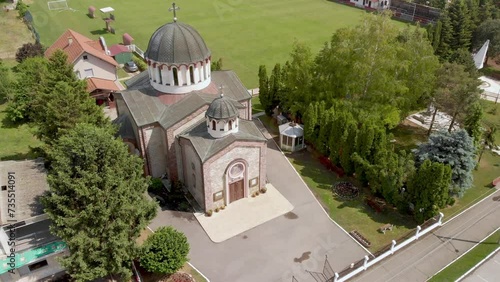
[{"left": 29, "top": 0, "right": 387, "bottom": 87}]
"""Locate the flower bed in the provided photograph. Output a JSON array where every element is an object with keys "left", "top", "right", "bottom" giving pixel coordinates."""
[
  {"left": 333, "top": 181, "right": 359, "bottom": 200},
  {"left": 350, "top": 230, "right": 371, "bottom": 248}
]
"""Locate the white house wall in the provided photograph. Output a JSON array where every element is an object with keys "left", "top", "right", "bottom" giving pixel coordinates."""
[{"left": 73, "top": 53, "right": 117, "bottom": 81}]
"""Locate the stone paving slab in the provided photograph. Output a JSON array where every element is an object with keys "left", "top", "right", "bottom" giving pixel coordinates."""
[{"left": 195, "top": 183, "right": 293, "bottom": 243}]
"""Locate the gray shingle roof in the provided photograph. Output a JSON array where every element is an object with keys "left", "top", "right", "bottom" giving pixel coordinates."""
[
  {"left": 206, "top": 94, "right": 239, "bottom": 119},
  {"left": 179, "top": 119, "right": 267, "bottom": 163},
  {"left": 117, "top": 70, "right": 250, "bottom": 128},
  {"left": 116, "top": 88, "right": 165, "bottom": 127},
  {"left": 113, "top": 115, "right": 136, "bottom": 140},
  {"left": 145, "top": 22, "right": 211, "bottom": 64}
]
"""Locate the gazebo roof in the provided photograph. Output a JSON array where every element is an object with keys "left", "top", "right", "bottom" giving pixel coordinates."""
[{"left": 279, "top": 122, "right": 304, "bottom": 138}]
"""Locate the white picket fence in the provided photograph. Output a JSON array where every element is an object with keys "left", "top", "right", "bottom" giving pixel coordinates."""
[
  {"left": 127, "top": 44, "right": 145, "bottom": 59},
  {"left": 334, "top": 212, "right": 444, "bottom": 282}
]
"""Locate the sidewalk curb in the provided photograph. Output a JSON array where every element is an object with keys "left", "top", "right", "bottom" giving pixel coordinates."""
[
  {"left": 268, "top": 137, "right": 374, "bottom": 257},
  {"left": 427, "top": 227, "right": 500, "bottom": 282},
  {"left": 456, "top": 246, "right": 500, "bottom": 282},
  {"left": 146, "top": 226, "right": 211, "bottom": 282}
]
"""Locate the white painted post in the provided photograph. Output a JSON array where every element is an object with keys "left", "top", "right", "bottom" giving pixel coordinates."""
[
  {"left": 438, "top": 212, "right": 444, "bottom": 225},
  {"left": 334, "top": 272, "right": 339, "bottom": 282},
  {"left": 363, "top": 255, "right": 369, "bottom": 270},
  {"left": 390, "top": 239, "right": 396, "bottom": 254},
  {"left": 415, "top": 225, "right": 422, "bottom": 239}
]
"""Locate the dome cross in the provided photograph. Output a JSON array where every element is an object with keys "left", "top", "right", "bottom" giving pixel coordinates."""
[{"left": 169, "top": 2, "right": 180, "bottom": 22}]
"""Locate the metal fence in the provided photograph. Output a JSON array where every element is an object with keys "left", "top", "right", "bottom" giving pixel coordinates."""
[{"left": 23, "top": 11, "right": 40, "bottom": 43}]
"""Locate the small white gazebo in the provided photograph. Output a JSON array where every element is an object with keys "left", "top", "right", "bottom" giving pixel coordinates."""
[{"left": 279, "top": 122, "right": 305, "bottom": 152}]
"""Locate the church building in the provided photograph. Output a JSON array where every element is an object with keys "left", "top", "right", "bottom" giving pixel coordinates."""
[{"left": 114, "top": 11, "right": 267, "bottom": 212}]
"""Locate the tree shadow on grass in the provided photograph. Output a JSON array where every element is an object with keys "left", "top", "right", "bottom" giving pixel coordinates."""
[
  {"left": 90, "top": 29, "right": 108, "bottom": 35},
  {"left": 1, "top": 146, "right": 43, "bottom": 161},
  {"left": 1, "top": 112, "right": 23, "bottom": 129}
]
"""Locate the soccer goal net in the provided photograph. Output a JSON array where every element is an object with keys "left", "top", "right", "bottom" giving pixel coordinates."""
[{"left": 47, "top": 0, "right": 68, "bottom": 11}]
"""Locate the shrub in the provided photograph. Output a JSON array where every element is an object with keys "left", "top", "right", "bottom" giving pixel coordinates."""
[
  {"left": 148, "top": 178, "right": 164, "bottom": 193},
  {"left": 206, "top": 209, "right": 213, "bottom": 217},
  {"left": 16, "top": 42, "right": 44, "bottom": 63},
  {"left": 133, "top": 56, "right": 147, "bottom": 72},
  {"left": 260, "top": 187, "right": 267, "bottom": 194},
  {"left": 447, "top": 197, "right": 456, "bottom": 206},
  {"left": 140, "top": 226, "right": 190, "bottom": 274},
  {"left": 16, "top": 0, "right": 28, "bottom": 18}
]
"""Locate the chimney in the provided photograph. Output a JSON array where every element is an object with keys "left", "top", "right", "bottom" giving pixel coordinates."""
[{"left": 68, "top": 37, "right": 73, "bottom": 45}]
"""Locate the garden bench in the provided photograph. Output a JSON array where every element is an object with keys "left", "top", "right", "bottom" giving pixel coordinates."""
[{"left": 379, "top": 223, "right": 393, "bottom": 234}]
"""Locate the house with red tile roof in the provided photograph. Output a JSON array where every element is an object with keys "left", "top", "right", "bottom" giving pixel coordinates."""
[{"left": 45, "top": 29, "right": 121, "bottom": 105}]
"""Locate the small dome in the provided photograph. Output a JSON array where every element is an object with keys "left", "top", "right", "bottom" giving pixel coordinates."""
[
  {"left": 145, "top": 22, "right": 211, "bottom": 64},
  {"left": 206, "top": 94, "right": 239, "bottom": 119}
]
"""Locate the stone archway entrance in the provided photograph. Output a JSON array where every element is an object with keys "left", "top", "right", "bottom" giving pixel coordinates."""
[
  {"left": 225, "top": 161, "right": 247, "bottom": 204},
  {"left": 228, "top": 179, "right": 244, "bottom": 203}
]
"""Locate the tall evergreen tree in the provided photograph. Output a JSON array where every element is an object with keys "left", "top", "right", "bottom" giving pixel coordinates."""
[
  {"left": 6, "top": 57, "right": 49, "bottom": 122},
  {"left": 258, "top": 65, "right": 271, "bottom": 115},
  {"left": 463, "top": 102, "right": 484, "bottom": 146},
  {"left": 42, "top": 124, "right": 158, "bottom": 281},
  {"left": 436, "top": 11, "right": 454, "bottom": 61},
  {"left": 408, "top": 159, "right": 452, "bottom": 223},
  {"left": 31, "top": 81, "right": 108, "bottom": 145},
  {"left": 448, "top": 0, "right": 473, "bottom": 51}
]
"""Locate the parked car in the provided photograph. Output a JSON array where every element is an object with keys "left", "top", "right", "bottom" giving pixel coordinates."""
[{"left": 125, "top": 61, "right": 138, "bottom": 72}]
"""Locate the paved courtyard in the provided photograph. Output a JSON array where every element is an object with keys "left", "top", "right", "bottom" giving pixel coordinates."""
[{"left": 149, "top": 140, "right": 368, "bottom": 282}]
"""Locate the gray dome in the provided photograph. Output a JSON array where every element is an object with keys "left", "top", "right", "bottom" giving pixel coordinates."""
[
  {"left": 206, "top": 95, "right": 239, "bottom": 119},
  {"left": 145, "top": 22, "right": 211, "bottom": 64}
]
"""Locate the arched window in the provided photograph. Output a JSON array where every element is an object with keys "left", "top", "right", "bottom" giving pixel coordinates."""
[
  {"left": 158, "top": 67, "right": 162, "bottom": 84},
  {"left": 189, "top": 66, "right": 195, "bottom": 84},
  {"left": 203, "top": 62, "right": 207, "bottom": 80},
  {"left": 228, "top": 120, "right": 233, "bottom": 130},
  {"left": 172, "top": 67, "right": 179, "bottom": 86},
  {"left": 212, "top": 120, "right": 216, "bottom": 130}
]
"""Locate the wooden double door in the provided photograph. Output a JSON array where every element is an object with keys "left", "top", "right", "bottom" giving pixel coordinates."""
[{"left": 229, "top": 179, "right": 244, "bottom": 203}]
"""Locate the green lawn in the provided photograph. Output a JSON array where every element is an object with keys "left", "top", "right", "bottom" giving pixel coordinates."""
[
  {"left": 480, "top": 100, "right": 500, "bottom": 141},
  {"left": 0, "top": 7, "right": 34, "bottom": 59},
  {"left": 0, "top": 103, "right": 42, "bottom": 160},
  {"left": 251, "top": 96, "right": 264, "bottom": 114},
  {"left": 287, "top": 149, "right": 416, "bottom": 252},
  {"left": 28, "top": 0, "right": 405, "bottom": 88},
  {"left": 429, "top": 230, "right": 499, "bottom": 282}
]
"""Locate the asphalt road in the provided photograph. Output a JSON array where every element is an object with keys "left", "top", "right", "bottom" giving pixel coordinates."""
[
  {"left": 353, "top": 189, "right": 500, "bottom": 282},
  {"left": 149, "top": 140, "right": 368, "bottom": 282}
]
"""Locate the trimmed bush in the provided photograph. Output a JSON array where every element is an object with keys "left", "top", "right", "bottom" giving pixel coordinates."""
[{"left": 140, "top": 226, "right": 190, "bottom": 274}]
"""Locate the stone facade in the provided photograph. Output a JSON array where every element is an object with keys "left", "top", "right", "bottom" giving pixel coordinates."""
[
  {"left": 179, "top": 139, "right": 205, "bottom": 208},
  {"left": 166, "top": 106, "right": 208, "bottom": 180},
  {"left": 202, "top": 142, "right": 266, "bottom": 211}
]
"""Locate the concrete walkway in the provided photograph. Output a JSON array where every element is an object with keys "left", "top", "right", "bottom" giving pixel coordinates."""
[
  {"left": 353, "top": 188, "right": 500, "bottom": 282},
  {"left": 195, "top": 184, "right": 293, "bottom": 243}
]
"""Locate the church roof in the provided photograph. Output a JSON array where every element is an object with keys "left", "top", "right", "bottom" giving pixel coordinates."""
[
  {"left": 118, "top": 70, "right": 250, "bottom": 127},
  {"left": 145, "top": 22, "right": 211, "bottom": 64},
  {"left": 206, "top": 94, "right": 239, "bottom": 120},
  {"left": 113, "top": 115, "right": 136, "bottom": 140},
  {"left": 179, "top": 119, "right": 266, "bottom": 162}
]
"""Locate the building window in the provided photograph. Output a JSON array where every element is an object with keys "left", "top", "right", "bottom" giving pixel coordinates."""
[
  {"left": 83, "top": 55, "right": 88, "bottom": 60},
  {"left": 173, "top": 67, "right": 179, "bottom": 86},
  {"left": 158, "top": 67, "right": 162, "bottom": 84},
  {"left": 229, "top": 120, "right": 233, "bottom": 130},
  {"left": 28, "top": 260, "right": 48, "bottom": 271},
  {"left": 189, "top": 66, "right": 195, "bottom": 84},
  {"left": 84, "top": 68, "right": 94, "bottom": 77},
  {"left": 191, "top": 162, "right": 195, "bottom": 170},
  {"left": 75, "top": 71, "right": 81, "bottom": 79},
  {"left": 212, "top": 120, "right": 216, "bottom": 130}
]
